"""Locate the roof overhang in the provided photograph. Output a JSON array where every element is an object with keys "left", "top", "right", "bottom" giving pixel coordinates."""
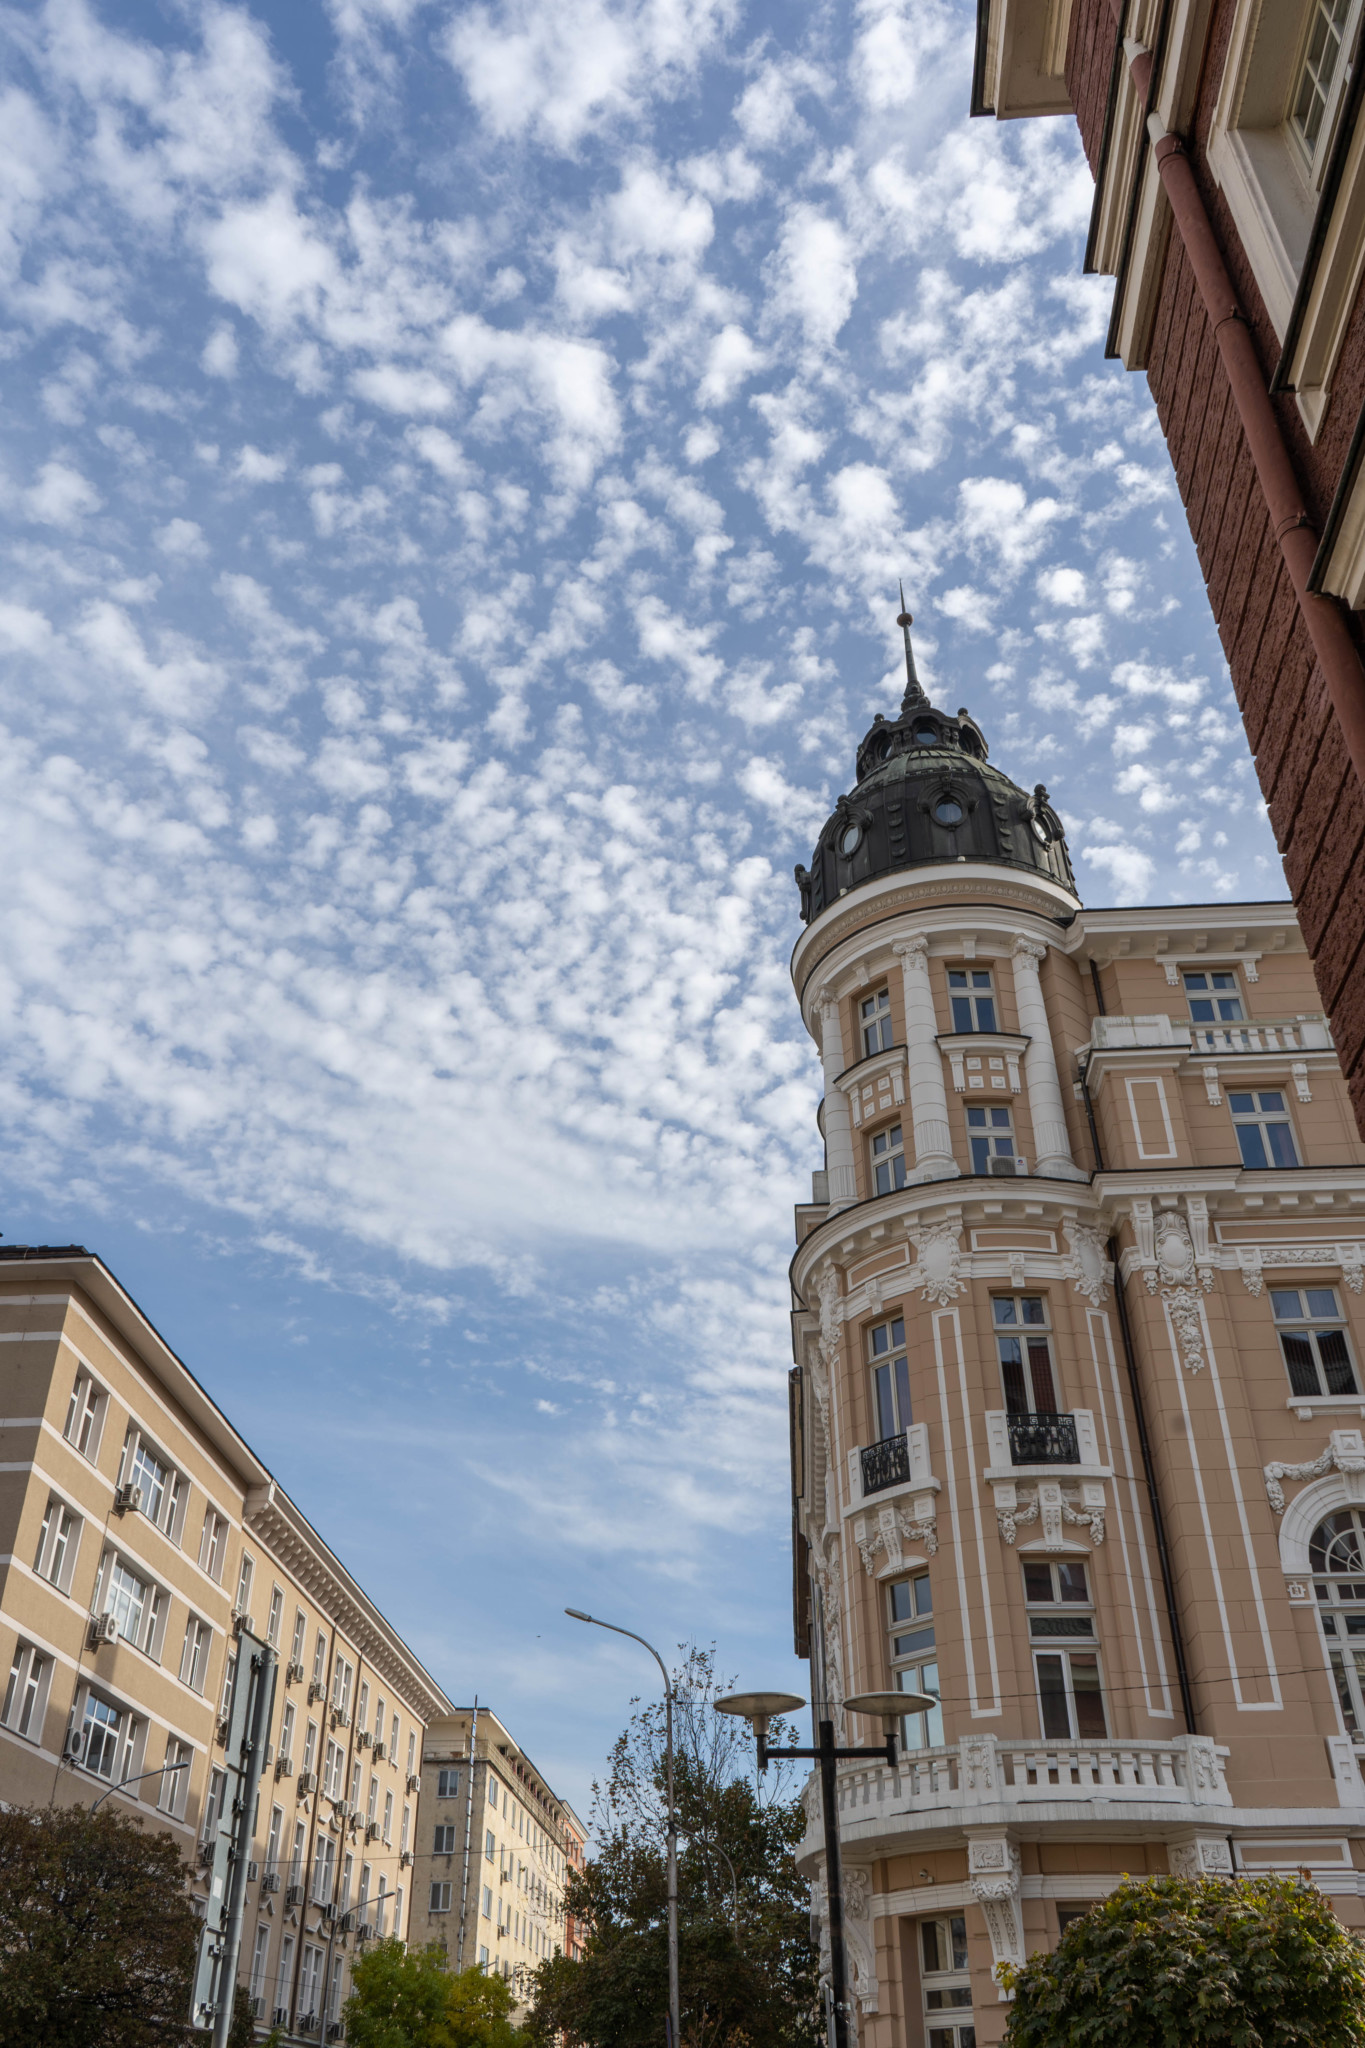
[{"left": 973, "top": 0, "right": 1074, "bottom": 119}]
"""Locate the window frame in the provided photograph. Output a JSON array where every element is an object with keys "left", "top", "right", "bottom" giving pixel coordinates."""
[
  {"left": 867, "top": 1316, "right": 911, "bottom": 1443},
  {"left": 1034, "top": 1647, "right": 1108, "bottom": 1742},
  {"left": 966, "top": 1102, "right": 1019, "bottom": 1176},
  {"left": 888, "top": 1573, "right": 942, "bottom": 1751},
  {"left": 860, "top": 987, "right": 894, "bottom": 1058},
  {"left": 868, "top": 1119, "right": 907, "bottom": 1196},
  {"left": 121, "top": 1428, "right": 185, "bottom": 1542},
  {"left": 64, "top": 1369, "right": 107, "bottom": 1461},
  {"left": 2, "top": 1640, "right": 52, "bottom": 1741},
  {"left": 180, "top": 1614, "right": 211, "bottom": 1694},
  {"left": 1183, "top": 967, "right": 1245, "bottom": 1024},
  {"left": 34, "top": 1493, "right": 82, "bottom": 1592},
  {"left": 1229, "top": 1088, "right": 1301, "bottom": 1169},
  {"left": 992, "top": 1295, "right": 1061, "bottom": 1416},
  {"left": 1272, "top": 1286, "right": 1359, "bottom": 1397},
  {"left": 95, "top": 1547, "right": 168, "bottom": 1660},
  {"left": 946, "top": 966, "right": 998, "bottom": 1033},
  {"left": 918, "top": 1912, "right": 975, "bottom": 2048}
]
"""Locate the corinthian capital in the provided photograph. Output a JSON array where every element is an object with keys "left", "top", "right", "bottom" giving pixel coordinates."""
[
  {"left": 892, "top": 934, "right": 930, "bottom": 970},
  {"left": 1011, "top": 933, "right": 1048, "bottom": 967}
]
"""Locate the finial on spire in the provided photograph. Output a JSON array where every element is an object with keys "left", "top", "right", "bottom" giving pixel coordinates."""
[{"left": 896, "top": 581, "right": 927, "bottom": 714}]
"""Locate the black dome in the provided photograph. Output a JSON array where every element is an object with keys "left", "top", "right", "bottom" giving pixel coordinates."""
[{"left": 794, "top": 608, "right": 1078, "bottom": 924}]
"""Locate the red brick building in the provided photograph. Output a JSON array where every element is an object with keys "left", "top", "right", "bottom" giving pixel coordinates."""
[{"left": 973, "top": 0, "right": 1365, "bottom": 1133}]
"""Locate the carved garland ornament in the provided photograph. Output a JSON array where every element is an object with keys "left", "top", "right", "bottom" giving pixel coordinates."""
[
  {"left": 857, "top": 1505, "right": 939, "bottom": 1572},
  {"left": 1264, "top": 1430, "right": 1365, "bottom": 1514},
  {"left": 1141, "top": 1209, "right": 1212, "bottom": 1372},
  {"left": 997, "top": 1485, "right": 1106, "bottom": 1547}
]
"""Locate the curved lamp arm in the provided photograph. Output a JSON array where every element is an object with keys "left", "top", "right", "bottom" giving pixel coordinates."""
[{"left": 90, "top": 1757, "right": 190, "bottom": 1815}]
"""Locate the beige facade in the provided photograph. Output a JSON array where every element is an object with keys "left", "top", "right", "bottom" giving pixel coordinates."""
[
  {"left": 411, "top": 1705, "right": 586, "bottom": 2008},
  {"left": 791, "top": 857, "right": 1365, "bottom": 2044},
  {"left": 0, "top": 1247, "right": 452, "bottom": 2043}
]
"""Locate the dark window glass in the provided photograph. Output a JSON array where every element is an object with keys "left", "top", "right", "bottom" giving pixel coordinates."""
[{"left": 1036, "top": 1656, "right": 1070, "bottom": 1738}]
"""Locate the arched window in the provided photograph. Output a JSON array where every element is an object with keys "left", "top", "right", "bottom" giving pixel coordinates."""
[{"left": 1309, "top": 1509, "right": 1365, "bottom": 1739}]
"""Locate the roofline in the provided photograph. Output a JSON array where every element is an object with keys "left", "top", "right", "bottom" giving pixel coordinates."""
[
  {"left": 429, "top": 1705, "right": 586, "bottom": 1837},
  {"left": 0, "top": 1248, "right": 453, "bottom": 1723}
]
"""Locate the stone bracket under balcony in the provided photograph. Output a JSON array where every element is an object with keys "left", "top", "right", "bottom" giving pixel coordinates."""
[
  {"left": 847, "top": 1424, "right": 941, "bottom": 1571},
  {"left": 982, "top": 1409, "right": 1111, "bottom": 1550}
]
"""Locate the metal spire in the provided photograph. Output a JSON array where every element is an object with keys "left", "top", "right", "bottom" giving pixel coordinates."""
[{"left": 896, "top": 583, "right": 927, "bottom": 714}]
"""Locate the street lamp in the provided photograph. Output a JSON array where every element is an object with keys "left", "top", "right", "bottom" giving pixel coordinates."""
[
  {"left": 89, "top": 1757, "right": 191, "bottom": 1815},
  {"left": 715, "top": 1688, "right": 933, "bottom": 2048},
  {"left": 566, "top": 1608, "right": 680, "bottom": 2048}
]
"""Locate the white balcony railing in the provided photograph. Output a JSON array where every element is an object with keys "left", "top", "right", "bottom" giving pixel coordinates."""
[
  {"left": 1088, "top": 1014, "right": 1332, "bottom": 1054},
  {"left": 799, "top": 1733, "right": 1234, "bottom": 1857}
]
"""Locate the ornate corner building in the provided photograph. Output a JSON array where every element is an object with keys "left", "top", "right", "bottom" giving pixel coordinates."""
[
  {"left": 972, "top": 0, "right": 1365, "bottom": 1141},
  {"left": 788, "top": 635, "right": 1365, "bottom": 2047}
]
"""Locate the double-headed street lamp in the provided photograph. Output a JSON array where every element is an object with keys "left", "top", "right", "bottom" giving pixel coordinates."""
[
  {"left": 715, "top": 1688, "right": 932, "bottom": 2048},
  {"left": 566, "top": 1608, "right": 680, "bottom": 2048}
]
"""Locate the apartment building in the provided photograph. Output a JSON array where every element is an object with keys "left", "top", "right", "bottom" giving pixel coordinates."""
[
  {"left": 0, "top": 1245, "right": 452, "bottom": 2043},
  {"left": 412, "top": 1705, "right": 587, "bottom": 2008},
  {"left": 787, "top": 622, "right": 1365, "bottom": 2045},
  {"left": 971, "top": 0, "right": 1365, "bottom": 1138}
]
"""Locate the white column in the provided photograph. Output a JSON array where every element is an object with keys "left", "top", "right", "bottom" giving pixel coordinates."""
[
  {"left": 818, "top": 988, "right": 858, "bottom": 1211},
  {"left": 893, "top": 936, "right": 959, "bottom": 1181},
  {"left": 1010, "top": 935, "right": 1085, "bottom": 1180}
]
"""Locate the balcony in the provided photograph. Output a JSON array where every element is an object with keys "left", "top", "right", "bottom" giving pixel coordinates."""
[
  {"left": 860, "top": 1435, "right": 910, "bottom": 1495},
  {"left": 796, "top": 1733, "right": 1240, "bottom": 1865},
  {"left": 1006, "top": 1412, "right": 1079, "bottom": 1466},
  {"left": 1087, "top": 1013, "right": 1333, "bottom": 1055}
]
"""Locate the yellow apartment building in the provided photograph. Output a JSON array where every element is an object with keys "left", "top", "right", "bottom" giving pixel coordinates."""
[
  {"left": 788, "top": 620, "right": 1365, "bottom": 2045},
  {"left": 411, "top": 1704, "right": 587, "bottom": 2008},
  {"left": 0, "top": 1245, "right": 453, "bottom": 2043}
]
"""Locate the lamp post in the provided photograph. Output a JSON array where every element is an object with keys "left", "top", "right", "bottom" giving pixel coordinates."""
[
  {"left": 715, "top": 1688, "right": 931, "bottom": 2048},
  {"left": 90, "top": 1757, "right": 191, "bottom": 1815},
  {"left": 566, "top": 1608, "right": 680, "bottom": 2048}
]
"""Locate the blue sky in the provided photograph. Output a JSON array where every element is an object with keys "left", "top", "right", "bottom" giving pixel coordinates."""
[{"left": 0, "top": 0, "right": 1284, "bottom": 1820}]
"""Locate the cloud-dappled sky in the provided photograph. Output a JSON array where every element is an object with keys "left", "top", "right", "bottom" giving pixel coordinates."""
[{"left": 0, "top": 0, "right": 1283, "bottom": 1812}]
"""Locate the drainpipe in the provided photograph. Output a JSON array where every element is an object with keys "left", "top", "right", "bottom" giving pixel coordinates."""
[
  {"left": 457, "top": 1700, "right": 479, "bottom": 1970},
  {"left": 1110, "top": 17, "right": 1365, "bottom": 788}
]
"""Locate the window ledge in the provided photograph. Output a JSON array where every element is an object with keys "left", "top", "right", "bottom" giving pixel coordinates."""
[
  {"left": 1286, "top": 1394, "right": 1365, "bottom": 1421},
  {"left": 937, "top": 1030, "right": 1029, "bottom": 1096}
]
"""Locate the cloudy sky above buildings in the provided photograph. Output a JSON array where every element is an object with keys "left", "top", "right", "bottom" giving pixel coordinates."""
[{"left": 0, "top": 0, "right": 1283, "bottom": 1811}]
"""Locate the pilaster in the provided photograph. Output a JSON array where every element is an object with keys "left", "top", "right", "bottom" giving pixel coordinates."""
[{"left": 893, "top": 936, "right": 959, "bottom": 1182}]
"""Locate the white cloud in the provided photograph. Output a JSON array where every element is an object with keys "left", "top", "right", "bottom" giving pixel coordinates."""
[
  {"left": 155, "top": 517, "right": 208, "bottom": 559},
  {"left": 1079, "top": 840, "right": 1157, "bottom": 904},
  {"left": 25, "top": 460, "right": 101, "bottom": 528},
  {"left": 697, "top": 323, "right": 762, "bottom": 407},
  {"left": 234, "top": 445, "right": 289, "bottom": 483},
  {"left": 201, "top": 322, "right": 239, "bottom": 377},
  {"left": 766, "top": 207, "right": 858, "bottom": 349}
]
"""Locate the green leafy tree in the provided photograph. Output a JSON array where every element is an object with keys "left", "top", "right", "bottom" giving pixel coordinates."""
[
  {"left": 227, "top": 1981, "right": 283, "bottom": 2048},
  {"left": 0, "top": 1803, "right": 198, "bottom": 2048},
  {"left": 343, "top": 1939, "right": 522, "bottom": 2048},
  {"left": 1002, "top": 1872, "right": 1365, "bottom": 2048},
  {"left": 525, "top": 1646, "right": 821, "bottom": 2048}
]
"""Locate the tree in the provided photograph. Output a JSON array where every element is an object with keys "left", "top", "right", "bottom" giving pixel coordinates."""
[
  {"left": 525, "top": 1646, "right": 821, "bottom": 2048},
  {"left": 1001, "top": 1872, "right": 1365, "bottom": 2048},
  {"left": 0, "top": 1803, "right": 198, "bottom": 2048},
  {"left": 343, "top": 1939, "right": 523, "bottom": 2048}
]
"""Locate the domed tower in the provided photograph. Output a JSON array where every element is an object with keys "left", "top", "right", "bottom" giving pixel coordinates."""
[{"left": 785, "top": 607, "right": 1365, "bottom": 2047}]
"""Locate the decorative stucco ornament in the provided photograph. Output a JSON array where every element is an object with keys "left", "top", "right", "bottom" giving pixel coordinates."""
[
  {"left": 1061, "top": 1220, "right": 1110, "bottom": 1307},
  {"left": 912, "top": 1218, "right": 965, "bottom": 1305}
]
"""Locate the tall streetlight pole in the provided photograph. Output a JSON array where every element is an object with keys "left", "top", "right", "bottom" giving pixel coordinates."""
[
  {"left": 715, "top": 1688, "right": 930, "bottom": 2048},
  {"left": 566, "top": 1608, "right": 679, "bottom": 2048}
]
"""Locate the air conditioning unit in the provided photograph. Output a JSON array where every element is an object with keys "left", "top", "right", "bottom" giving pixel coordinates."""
[
  {"left": 287, "top": 1661, "right": 306, "bottom": 1685},
  {"left": 273, "top": 2010, "right": 290, "bottom": 2029},
  {"left": 989, "top": 1156, "right": 1019, "bottom": 1176},
  {"left": 355, "top": 1921, "right": 372, "bottom": 1943},
  {"left": 356, "top": 1729, "right": 372, "bottom": 1750},
  {"left": 247, "top": 1861, "right": 260, "bottom": 1882},
  {"left": 198, "top": 1841, "right": 216, "bottom": 1869},
  {"left": 365, "top": 1822, "right": 380, "bottom": 1842},
  {"left": 407, "top": 1774, "right": 421, "bottom": 1793},
  {"left": 113, "top": 1483, "right": 143, "bottom": 1515},
  {"left": 231, "top": 1609, "right": 255, "bottom": 1637},
  {"left": 370, "top": 1742, "right": 386, "bottom": 1763},
  {"left": 88, "top": 1611, "right": 119, "bottom": 1647},
  {"left": 286, "top": 1882, "right": 306, "bottom": 1906},
  {"left": 297, "top": 1769, "right": 317, "bottom": 1795},
  {"left": 333, "top": 1799, "right": 352, "bottom": 1820},
  {"left": 261, "top": 1871, "right": 281, "bottom": 1894},
  {"left": 400, "top": 1850, "right": 413, "bottom": 1869},
  {"left": 215, "top": 1717, "right": 230, "bottom": 1747},
  {"left": 337, "top": 1909, "right": 356, "bottom": 1934},
  {"left": 308, "top": 1681, "right": 325, "bottom": 1704},
  {"left": 276, "top": 1755, "right": 294, "bottom": 1780},
  {"left": 332, "top": 1709, "right": 351, "bottom": 1729}
]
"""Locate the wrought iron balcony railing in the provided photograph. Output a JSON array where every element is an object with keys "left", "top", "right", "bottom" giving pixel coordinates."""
[
  {"left": 1007, "top": 1412, "right": 1079, "bottom": 1465},
  {"left": 861, "top": 1433, "right": 911, "bottom": 1495}
]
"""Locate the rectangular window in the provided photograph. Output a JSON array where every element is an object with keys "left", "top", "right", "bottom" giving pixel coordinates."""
[
  {"left": 159, "top": 1737, "right": 191, "bottom": 1816},
  {"left": 64, "top": 1369, "right": 105, "bottom": 1459},
  {"left": 993, "top": 1296, "right": 1058, "bottom": 1415},
  {"left": 401, "top": 1805, "right": 411, "bottom": 1852},
  {"left": 124, "top": 1433, "right": 181, "bottom": 1536},
  {"left": 333, "top": 1657, "right": 354, "bottom": 1716},
  {"left": 358, "top": 1682, "right": 370, "bottom": 1732},
  {"left": 280, "top": 1702, "right": 296, "bottom": 1767},
  {"left": 391, "top": 1712, "right": 400, "bottom": 1761},
  {"left": 2, "top": 1642, "right": 50, "bottom": 1740},
  {"left": 434, "top": 1824, "right": 457, "bottom": 1854},
  {"left": 302, "top": 1720, "right": 317, "bottom": 1774},
  {"left": 1035, "top": 1650, "right": 1107, "bottom": 1740},
  {"left": 312, "top": 1834, "right": 336, "bottom": 1906},
  {"left": 250, "top": 1925, "right": 271, "bottom": 2006},
  {"left": 368, "top": 1775, "right": 378, "bottom": 1824},
  {"left": 34, "top": 1496, "right": 81, "bottom": 1590},
  {"left": 313, "top": 1631, "right": 327, "bottom": 1685},
  {"left": 947, "top": 968, "right": 996, "bottom": 1033},
  {"left": 325, "top": 1739, "right": 344, "bottom": 1799},
  {"left": 79, "top": 1691, "right": 138, "bottom": 1782},
  {"left": 235, "top": 1555, "right": 254, "bottom": 1616},
  {"left": 199, "top": 1511, "right": 228, "bottom": 1582},
  {"left": 1023, "top": 1560, "right": 1096, "bottom": 1639},
  {"left": 1273, "top": 1287, "right": 1359, "bottom": 1397},
  {"left": 291, "top": 1609, "right": 307, "bottom": 1667},
  {"left": 1291, "top": 0, "right": 1359, "bottom": 169},
  {"left": 920, "top": 1914, "right": 974, "bottom": 2048},
  {"left": 438, "top": 1766, "right": 461, "bottom": 1799},
  {"left": 1229, "top": 1090, "right": 1300, "bottom": 1169},
  {"left": 888, "top": 1574, "right": 941, "bottom": 1750},
  {"left": 966, "top": 1104, "right": 1016, "bottom": 1176},
  {"left": 267, "top": 1587, "right": 283, "bottom": 1647},
  {"left": 868, "top": 1317, "right": 910, "bottom": 1441},
  {"left": 105, "top": 1558, "right": 148, "bottom": 1647},
  {"left": 860, "top": 987, "right": 894, "bottom": 1057},
  {"left": 328, "top": 1955, "right": 344, "bottom": 2026},
  {"left": 275, "top": 1934, "right": 294, "bottom": 2027},
  {"left": 486, "top": 1828, "right": 496, "bottom": 1861},
  {"left": 204, "top": 1765, "right": 228, "bottom": 1841},
  {"left": 430, "top": 1881, "right": 452, "bottom": 1913},
  {"left": 489, "top": 1776, "right": 498, "bottom": 1807},
  {"left": 869, "top": 1121, "right": 907, "bottom": 1195},
  {"left": 407, "top": 1731, "right": 416, "bottom": 1779},
  {"left": 1183, "top": 969, "right": 1244, "bottom": 1023},
  {"left": 383, "top": 1792, "right": 393, "bottom": 1844},
  {"left": 180, "top": 1616, "right": 210, "bottom": 1693},
  {"left": 483, "top": 1885, "right": 493, "bottom": 1918},
  {"left": 300, "top": 1945, "right": 323, "bottom": 2024},
  {"left": 350, "top": 1761, "right": 362, "bottom": 1808},
  {"left": 267, "top": 1806, "right": 284, "bottom": 1869},
  {"left": 340, "top": 1853, "right": 353, "bottom": 1912}
]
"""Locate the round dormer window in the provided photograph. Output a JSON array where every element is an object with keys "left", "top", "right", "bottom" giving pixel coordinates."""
[
  {"left": 1030, "top": 817, "right": 1050, "bottom": 843},
  {"left": 913, "top": 723, "right": 938, "bottom": 746},
  {"left": 839, "top": 821, "right": 863, "bottom": 856},
  {"left": 933, "top": 797, "right": 964, "bottom": 827}
]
